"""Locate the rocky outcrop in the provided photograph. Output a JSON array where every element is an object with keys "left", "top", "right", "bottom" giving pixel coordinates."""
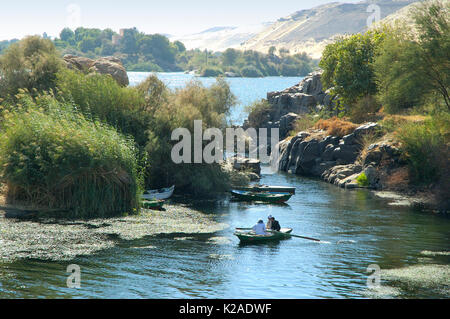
[
  {"left": 278, "top": 113, "right": 300, "bottom": 139},
  {"left": 274, "top": 122, "right": 405, "bottom": 190},
  {"left": 249, "top": 70, "right": 337, "bottom": 140},
  {"left": 63, "top": 55, "right": 129, "bottom": 87},
  {"left": 267, "top": 70, "right": 330, "bottom": 121}
]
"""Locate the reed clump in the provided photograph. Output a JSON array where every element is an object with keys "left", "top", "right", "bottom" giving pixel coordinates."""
[{"left": 0, "top": 94, "right": 143, "bottom": 218}]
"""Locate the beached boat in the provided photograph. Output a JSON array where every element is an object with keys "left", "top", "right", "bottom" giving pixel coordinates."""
[
  {"left": 236, "top": 185, "right": 296, "bottom": 194},
  {"left": 142, "top": 199, "right": 165, "bottom": 210},
  {"left": 230, "top": 190, "right": 292, "bottom": 203},
  {"left": 234, "top": 228, "right": 293, "bottom": 243},
  {"left": 142, "top": 185, "right": 175, "bottom": 200}
]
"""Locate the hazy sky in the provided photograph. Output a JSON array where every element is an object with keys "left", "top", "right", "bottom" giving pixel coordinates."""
[{"left": 0, "top": 0, "right": 362, "bottom": 40}]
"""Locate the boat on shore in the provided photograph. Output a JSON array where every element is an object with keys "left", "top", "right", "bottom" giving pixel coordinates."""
[
  {"left": 142, "top": 185, "right": 175, "bottom": 200},
  {"left": 231, "top": 190, "right": 292, "bottom": 203},
  {"left": 142, "top": 199, "right": 165, "bottom": 210},
  {"left": 234, "top": 228, "right": 293, "bottom": 243},
  {"left": 235, "top": 185, "right": 296, "bottom": 194}
]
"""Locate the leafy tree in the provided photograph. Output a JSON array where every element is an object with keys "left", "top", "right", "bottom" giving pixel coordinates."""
[
  {"left": 121, "top": 28, "right": 138, "bottom": 55},
  {"left": 240, "top": 65, "right": 264, "bottom": 78},
  {"left": 100, "top": 28, "right": 115, "bottom": 41},
  {"left": 320, "top": 31, "right": 385, "bottom": 105},
  {"left": 60, "top": 28, "right": 75, "bottom": 43},
  {"left": 100, "top": 40, "right": 116, "bottom": 56},
  {"left": 412, "top": 0, "right": 449, "bottom": 109},
  {"left": 222, "top": 48, "right": 239, "bottom": 65},
  {"left": 138, "top": 34, "right": 176, "bottom": 64},
  {"left": 374, "top": 0, "right": 449, "bottom": 112},
  {"left": 374, "top": 30, "right": 429, "bottom": 112},
  {"left": 268, "top": 46, "right": 276, "bottom": 56},
  {"left": 0, "top": 39, "right": 19, "bottom": 54},
  {"left": 78, "top": 37, "right": 99, "bottom": 53},
  {"left": 173, "top": 41, "right": 186, "bottom": 53},
  {"left": 0, "top": 36, "right": 63, "bottom": 99}
]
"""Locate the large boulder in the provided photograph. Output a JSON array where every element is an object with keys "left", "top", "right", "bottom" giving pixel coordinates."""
[
  {"left": 332, "top": 144, "right": 360, "bottom": 164},
  {"left": 63, "top": 55, "right": 94, "bottom": 71},
  {"left": 89, "top": 57, "right": 129, "bottom": 87},
  {"left": 279, "top": 113, "right": 299, "bottom": 139},
  {"left": 296, "top": 139, "right": 321, "bottom": 174},
  {"left": 63, "top": 55, "right": 129, "bottom": 87},
  {"left": 266, "top": 70, "right": 333, "bottom": 123}
]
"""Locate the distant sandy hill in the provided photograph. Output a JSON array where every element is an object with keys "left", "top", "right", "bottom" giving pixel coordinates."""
[
  {"left": 170, "top": 24, "right": 270, "bottom": 52},
  {"left": 240, "top": 0, "right": 418, "bottom": 59}
]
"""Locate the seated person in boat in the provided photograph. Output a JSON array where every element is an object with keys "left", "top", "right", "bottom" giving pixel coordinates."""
[
  {"left": 267, "top": 215, "right": 281, "bottom": 231},
  {"left": 252, "top": 220, "right": 267, "bottom": 235}
]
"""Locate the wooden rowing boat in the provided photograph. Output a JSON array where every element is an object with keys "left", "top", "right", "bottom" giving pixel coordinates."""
[
  {"left": 234, "top": 228, "right": 293, "bottom": 243},
  {"left": 230, "top": 190, "right": 292, "bottom": 203},
  {"left": 235, "top": 185, "right": 296, "bottom": 194},
  {"left": 142, "top": 185, "right": 175, "bottom": 200},
  {"left": 142, "top": 199, "right": 165, "bottom": 210}
]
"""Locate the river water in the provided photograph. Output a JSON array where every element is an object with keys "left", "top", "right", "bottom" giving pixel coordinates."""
[{"left": 0, "top": 73, "right": 448, "bottom": 298}]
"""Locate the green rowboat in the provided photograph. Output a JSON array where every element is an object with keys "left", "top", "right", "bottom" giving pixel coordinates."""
[
  {"left": 142, "top": 199, "right": 165, "bottom": 210},
  {"left": 234, "top": 228, "right": 293, "bottom": 243},
  {"left": 236, "top": 185, "right": 296, "bottom": 194},
  {"left": 231, "top": 190, "right": 292, "bottom": 203}
]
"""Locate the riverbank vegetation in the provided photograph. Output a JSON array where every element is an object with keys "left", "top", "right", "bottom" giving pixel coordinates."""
[
  {"left": 0, "top": 27, "right": 317, "bottom": 77},
  {"left": 0, "top": 94, "right": 143, "bottom": 218},
  {"left": 0, "top": 35, "right": 241, "bottom": 217},
  {"left": 189, "top": 48, "right": 317, "bottom": 77},
  {"left": 317, "top": 0, "right": 449, "bottom": 188}
]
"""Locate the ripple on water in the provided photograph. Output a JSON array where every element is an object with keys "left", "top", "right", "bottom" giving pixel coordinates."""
[
  {"left": 206, "top": 236, "right": 232, "bottom": 245},
  {"left": 208, "top": 254, "right": 234, "bottom": 260}
]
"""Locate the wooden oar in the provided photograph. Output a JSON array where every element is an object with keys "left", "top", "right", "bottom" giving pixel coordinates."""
[
  {"left": 235, "top": 228, "right": 321, "bottom": 242},
  {"left": 289, "top": 234, "right": 321, "bottom": 242}
]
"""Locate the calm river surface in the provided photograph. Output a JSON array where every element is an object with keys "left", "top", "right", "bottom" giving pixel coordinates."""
[{"left": 0, "top": 73, "right": 448, "bottom": 298}]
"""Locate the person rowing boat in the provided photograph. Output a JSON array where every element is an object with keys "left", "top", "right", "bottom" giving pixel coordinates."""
[{"left": 266, "top": 215, "right": 281, "bottom": 231}]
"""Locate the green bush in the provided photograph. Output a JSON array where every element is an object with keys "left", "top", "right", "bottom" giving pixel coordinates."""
[
  {"left": 245, "top": 99, "right": 272, "bottom": 128},
  {"left": 356, "top": 173, "right": 369, "bottom": 187},
  {"left": 0, "top": 36, "right": 63, "bottom": 100},
  {"left": 349, "top": 95, "right": 381, "bottom": 123},
  {"left": 200, "top": 66, "right": 224, "bottom": 77},
  {"left": 144, "top": 77, "right": 237, "bottom": 196},
  {"left": 290, "top": 114, "right": 318, "bottom": 135},
  {"left": 240, "top": 66, "right": 264, "bottom": 78},
  {"left": 397, "top": 114, "right": 449, "bottom": 184},
  {"left": 0, "top": 94, "right": 143, "bottom": 218}
]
